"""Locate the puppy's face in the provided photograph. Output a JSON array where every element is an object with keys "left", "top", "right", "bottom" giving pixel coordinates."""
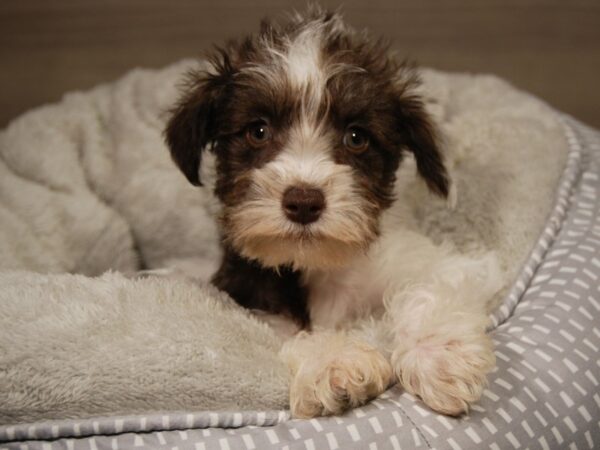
[{"left": 166, "top": 9, "right": 448, "bottom": 270}]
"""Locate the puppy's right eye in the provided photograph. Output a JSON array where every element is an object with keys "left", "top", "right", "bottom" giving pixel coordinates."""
[
  {"left": 343, "top": 127, "right": 369, "bottom": 154},
  {"left": 246, "top": 122, "right": 272, "bottom": 147}
]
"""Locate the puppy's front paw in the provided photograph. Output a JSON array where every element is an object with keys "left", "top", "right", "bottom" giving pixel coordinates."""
[
  {"left": 287, "top": 338, "right": 393, "bottom": 418},
  {"left": 393, "top": 332, "right": 495, "bottom": 416}
]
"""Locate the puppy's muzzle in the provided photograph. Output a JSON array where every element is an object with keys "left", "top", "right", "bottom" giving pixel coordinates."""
[{"left": 282, "top": 186, "right": 325, "bottom": 225}]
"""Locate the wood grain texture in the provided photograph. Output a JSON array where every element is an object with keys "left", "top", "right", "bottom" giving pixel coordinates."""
[{"left": 1, "top": 0, "right": 599, "bottom": 127}]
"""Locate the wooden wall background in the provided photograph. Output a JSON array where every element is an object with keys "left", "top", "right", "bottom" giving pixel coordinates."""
[{"left": 1, "top": 0, "right": 599, "bottom": 128}]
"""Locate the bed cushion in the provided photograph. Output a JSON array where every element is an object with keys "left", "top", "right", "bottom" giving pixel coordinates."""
[{"left": 0, "top": 60, "right": 599, "bottom": 448}]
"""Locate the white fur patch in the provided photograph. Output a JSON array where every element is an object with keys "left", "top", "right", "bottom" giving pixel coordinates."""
[
  {"left": 246, "top": 20, "right": 327, "bottom": 116},
  {"left": 281, "top": 331, "right": 393, "bottom": 418},
  {"left": 285, "top": 25, "right": 324, "bottom": 95},
  {"left": 304, "top": 202, "right": 504, "bottom": 330}
]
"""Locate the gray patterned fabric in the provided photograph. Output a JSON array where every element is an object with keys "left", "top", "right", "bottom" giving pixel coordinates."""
[{"left": 1, "top": 117, "right": 599, "bottom": 449}]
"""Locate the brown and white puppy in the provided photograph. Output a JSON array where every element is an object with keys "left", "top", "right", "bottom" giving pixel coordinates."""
[{"left": 165, "top": 7, "right": 500, "bottom": 418}]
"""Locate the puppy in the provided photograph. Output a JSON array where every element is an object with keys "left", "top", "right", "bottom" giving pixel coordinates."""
[{"left": 165, "top": 7, "right": 502, "bottom": 418}]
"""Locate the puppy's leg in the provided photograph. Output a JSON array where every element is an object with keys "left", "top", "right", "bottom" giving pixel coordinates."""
[
  {"left": 383, "top": 233, "right": 502, "bottom": 415},
  {"left": 281, "top": 331, "right": 393, "bottom": 418}
]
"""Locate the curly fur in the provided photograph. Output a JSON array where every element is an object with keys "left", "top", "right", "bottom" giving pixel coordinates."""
[{"left": 164, "top": 7, "right": 569, "bottom": 418}]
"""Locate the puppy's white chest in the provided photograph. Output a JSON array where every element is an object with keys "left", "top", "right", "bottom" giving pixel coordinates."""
[{"left": 305, "top": 256, "right": 386, "bottom": 329}]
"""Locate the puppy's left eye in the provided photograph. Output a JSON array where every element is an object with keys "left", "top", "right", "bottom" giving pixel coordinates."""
[
  {"left": 246, "top": 121, "right": 272, "bottom": 147},
  {"left": 343, "top": 127, "right": 369, "bottom": 153}
]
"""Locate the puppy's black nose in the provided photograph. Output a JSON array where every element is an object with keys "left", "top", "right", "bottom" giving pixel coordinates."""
[{"left": 282, "top": 187, "right": 325, "bottom": 225}]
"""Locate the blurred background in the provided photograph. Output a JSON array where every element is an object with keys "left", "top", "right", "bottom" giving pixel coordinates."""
[{"left": 1, "top": 0, "right": 599, "bottom": 128}]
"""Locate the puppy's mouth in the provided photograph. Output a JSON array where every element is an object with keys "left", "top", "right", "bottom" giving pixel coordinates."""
[
  {"left": 222, "top": 213, "right": 376, "bottom": 270},
  {"left": 232, "top": 233, "right": 370, "bottom": 270},
  {"left": 225, "top": 220, "right": 343, "bottom": 249},
  {"left": 221, "top": 186, "right": 380, "bottom": 269},
  {"left": 281, "top": 221, "right": 326, "bottom": 239}
]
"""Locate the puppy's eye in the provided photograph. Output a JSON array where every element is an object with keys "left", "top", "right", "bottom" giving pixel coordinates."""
[
  {"left": 343, "top": 127, "right": 369, "bottom": 153},
  {"left": 246, "top": 121, "right": 272, "bottom": 147}
]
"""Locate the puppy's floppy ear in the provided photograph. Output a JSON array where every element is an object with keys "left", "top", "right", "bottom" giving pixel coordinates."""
[
  {"left": 165, "top": 56, "right": 232, "bottom": 186},
  {"left": 396, "top": 95, "right": 450, "bottom": 198}
]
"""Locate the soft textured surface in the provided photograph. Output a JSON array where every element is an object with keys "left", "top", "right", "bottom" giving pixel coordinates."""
[
  {"left": 1, "top": 120, "right": 598, "bottom": 449},
  {"left": 0, "top": 272, "right": 289, "bottom": 424},
  {"left": 0, "top": 60, "right": 572, "bottom": 425},
  {"left": 0, "top": 61, "right": 221, "bottom": 276}
]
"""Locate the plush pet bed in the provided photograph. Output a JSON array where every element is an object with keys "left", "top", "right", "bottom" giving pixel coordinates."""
[{"left": 1, "top": 61, "right": 599, "bottom": 449}]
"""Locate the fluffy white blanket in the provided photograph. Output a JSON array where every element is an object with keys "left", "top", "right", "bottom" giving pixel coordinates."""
[{"left": 0, "top": 60, "right": 567, "bottom": 424}]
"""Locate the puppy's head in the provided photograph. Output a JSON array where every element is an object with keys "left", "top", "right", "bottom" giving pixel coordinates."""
[{"left": 166, "top": 7, "right": 449, "bottom": 270}]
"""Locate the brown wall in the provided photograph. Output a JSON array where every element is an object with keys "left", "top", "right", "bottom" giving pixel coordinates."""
[{"left": 1, "top": 0, "right": 599, "bottom": 128}]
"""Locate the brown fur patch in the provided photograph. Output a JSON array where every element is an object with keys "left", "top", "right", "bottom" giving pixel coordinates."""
[{"left": 212, "top": 246, "right": 310, "bottom": 327}]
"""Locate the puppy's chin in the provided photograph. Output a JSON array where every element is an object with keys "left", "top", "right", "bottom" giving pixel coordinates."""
[{"left": 232, "top": 234, "right": 370, "bottom": 271}]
